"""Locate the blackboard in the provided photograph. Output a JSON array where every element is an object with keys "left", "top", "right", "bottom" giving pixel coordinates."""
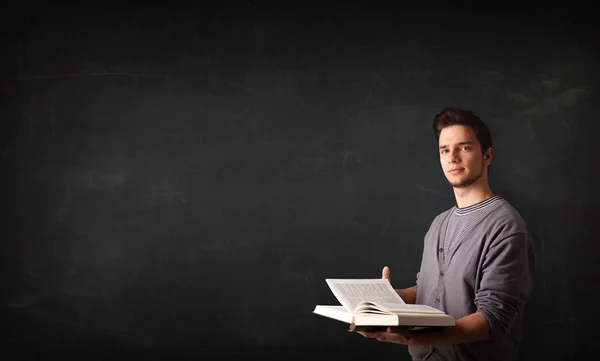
[{"left": 2, "top": 2, "right": 599, "bottom": 360}]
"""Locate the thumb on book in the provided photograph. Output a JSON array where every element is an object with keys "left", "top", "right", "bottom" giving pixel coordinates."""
[{"left": 382, "top": 266, "right": 391, "bottom": 280}]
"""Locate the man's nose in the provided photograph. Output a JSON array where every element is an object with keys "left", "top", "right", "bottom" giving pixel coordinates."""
[{"left": 448, "top": 151, "right": 459, "bottom": 163}]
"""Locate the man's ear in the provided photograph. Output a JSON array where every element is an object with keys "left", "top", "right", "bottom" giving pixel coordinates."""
[{"left": 484, "top": 147, "right": 494, "bottom": 166}]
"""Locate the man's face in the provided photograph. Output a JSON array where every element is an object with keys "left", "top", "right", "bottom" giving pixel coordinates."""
[{"left": 438, "top": 125, "right": 490, "bottom": 189}]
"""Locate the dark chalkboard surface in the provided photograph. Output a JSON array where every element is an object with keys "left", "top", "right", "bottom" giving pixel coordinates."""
[{"left": 2, "top": 2, "right": 599, "bottom": 360}]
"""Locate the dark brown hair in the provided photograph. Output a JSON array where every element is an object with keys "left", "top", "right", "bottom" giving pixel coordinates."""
[{"left": 433, "top": 107, "right": 493, "bottom": 153}]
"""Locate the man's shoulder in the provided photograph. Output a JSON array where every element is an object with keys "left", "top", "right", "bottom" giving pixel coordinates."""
[
  {"left": 485, "top": 197, "right": 530, "bottom": 234},
  {"left": 492, "top": 197, "right": 526, "bottom": 221}
]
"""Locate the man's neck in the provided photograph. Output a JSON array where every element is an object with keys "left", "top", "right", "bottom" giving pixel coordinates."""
[{"left": 453, "top": 183, "right": 495, "bottom": 209}]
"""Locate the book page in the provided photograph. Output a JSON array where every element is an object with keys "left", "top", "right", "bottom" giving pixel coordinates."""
[
  {"left": 356, "top": 302, "right": 444, "bottom": 314},
  {"left": 325, "top": 278, "right": 405, "bottom": 312}
]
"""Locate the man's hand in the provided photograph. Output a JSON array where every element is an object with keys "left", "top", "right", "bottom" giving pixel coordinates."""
[
  {"left": 357, "top": 326, "right": 426, "bottom": 346},
  {"left": 361, "top": 265, "right": 425, "bottom": 345}
]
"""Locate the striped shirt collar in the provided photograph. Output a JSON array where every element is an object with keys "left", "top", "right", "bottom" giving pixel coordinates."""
[{"left": 454, "top": 195, "right": 502, "bottom": 216}]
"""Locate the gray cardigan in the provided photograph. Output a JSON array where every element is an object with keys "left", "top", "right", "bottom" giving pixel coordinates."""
[{"left": 409, "top": 196, "right": 536, "bottom": 361}]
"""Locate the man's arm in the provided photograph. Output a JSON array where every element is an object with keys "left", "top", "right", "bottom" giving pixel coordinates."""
[
  {"left": 363, "top": 232, "right": 534, "bottom": 345},
  {"left": 474, "top": 232, "right": 535, "bottom": 339},
  {"left": 358, "top": 310, "right": 490, "bottom": 345},
  {"left": 396, "top": 286, "right": 417, "bottom": 305},
  {"left": 412, "top": 311, "right": 490, "bottom": 344}
]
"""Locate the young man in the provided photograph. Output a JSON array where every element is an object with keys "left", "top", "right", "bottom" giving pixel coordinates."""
[{"left": 358, "top": 107, "right": 536, "bottom": 361}]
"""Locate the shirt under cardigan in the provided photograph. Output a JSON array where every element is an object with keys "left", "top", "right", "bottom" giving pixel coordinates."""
[{"left": 408, "top": 195, "right": 536, "bottom": 361}]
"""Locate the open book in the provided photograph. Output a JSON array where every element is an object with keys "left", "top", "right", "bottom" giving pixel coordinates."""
[{"left": 313, "top": 278, "right": 455, "bottom": 331}]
